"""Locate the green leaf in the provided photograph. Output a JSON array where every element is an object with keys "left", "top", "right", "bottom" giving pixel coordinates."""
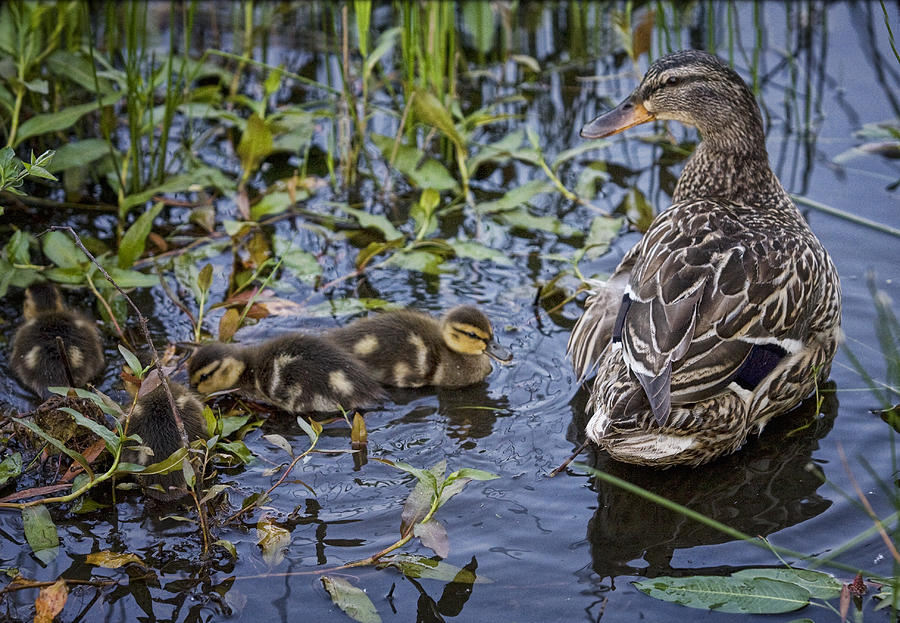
[
  {"left": 634, "top": 575, "right": 812, "bottom": 614},
  {"left": 731, "top": 569, "right": 843, "bottom": 600},
  {"left": 475, "top": 180, "right": 554, "bottom": 214},
  {"left": 57, "top": 407, "right": 120, "bottom": 453},
  {"left": 12, "top": 417, "right": 92, "bottom": 478},
  {"left": 263, "top": 434, "right": 294, "bottom": 458},
  {"left": 131, "top": 447, "right": 189, "bottom": 476},
  {"left": 216, "top": 440, "right": 254, "bottom": 464},
  {"left": 411, "top": 188, "right": 440, "bottom": 238},
  {"left": 400, "top": 460, "right": 445, "bottom": 536},
  {"left": 272, "top": 235, "right": 322, "bottom": 284},
  {"left": 412, "top": 89, "right": 466, "bottom": 150},
  {"left": 376, "top": 554, "right": 490, "bottom": 583},
  {"left": 462, "top": 1, "right": 496, "bottom": 54},
  {"left": 0, "top": 452, "right": 22, "bottom": 486},
  {"left": 103, "top": 267, "right": 159, "bottom": 288},
  {"left": 5, "top": 229, "right": 34, "bottom": 264},
  {"left": 22, "top": 505, "right": 59, "bottom": 564},
  {"left": 14, "top": 92, "right": 122, "bottom": 147},
  {"left": 353, "top": 0, "right": 372, "bottom": 57},
  {"left": 584, "top": 215, "right": 623, "bottom": 259},
  {"left": 338, "top": 205, "right": 403, "bottom": 241},
  {"left": 214, "top": 539, "right": 237, "bottom": 558},
  {"left": 371, "top": 133, "right": 459, "bottom": 192},
  {"left": 237, "top": 113, "right": 274, "bottom": 179},
  {"left": 220, "top": 414, "right": 251, "bottom": 438},
  {"left": 391, "top": 460, "right": 439, "bottom": 494},
  {"left": 387, "top": 250, "right": 444, "bottom": 274},
  {"left": 467, "top": 129, "right": 526, "bottom": 174},
  {"left": 118, "top": 201, "right": 164, "bottom": 268},
  {"left": 301, "top": 298, "right": 393, "bottom": 318},
  {"left": 119, "top": 166, "right": 234, "bottom": 213},
  {"left": 42, "top": 230, "right": 86, "bottom": 269},
  {"left": 551, "top": 139, "right": 611, "bottom": 169},
  {"left": 447, "top": 239, "right": 513, "bottom": 266},
  {"left": 263, "top": 65, "right": 284, "bottom": 99},
  {"left": 498, "top": 207, "right": 581, "bottom": 237},
  {"left": 321, "top": 576, "right": 382, "bottom": 623},
  {"left": 250, "top": 191, "right": 293, "bottom": 220}
]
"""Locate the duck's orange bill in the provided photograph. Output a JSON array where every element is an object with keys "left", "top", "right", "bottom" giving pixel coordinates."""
[{"left": 580, "top": 98, "right": 653, "bottom": 139}]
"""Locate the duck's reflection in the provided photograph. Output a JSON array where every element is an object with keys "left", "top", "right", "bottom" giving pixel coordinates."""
[{"left": 570, "top": 382, "right": 838, "bottom": 579}]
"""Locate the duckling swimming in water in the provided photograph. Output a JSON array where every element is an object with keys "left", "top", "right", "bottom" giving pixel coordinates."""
[
  {"left": 10, "top": 283, "right": 105, "bottom": 398},
  {"left": 325, "top": 305, "right": 512, "bottom": 388},
  {"left": 122, "top": 379, "right": 208, "bottom": 500},
  {"left": 187, "top": 334, "right": 385, "bottom": 413}
]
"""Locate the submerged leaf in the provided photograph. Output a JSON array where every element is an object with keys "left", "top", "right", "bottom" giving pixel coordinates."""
[
  {"left": 34, "top": 578, "right": 67, "bottom": 623},
  {"left": 22, "top": 505, "right": 59, "bottom": 564},
  {"left": 475, "top": 180, "right": 554, "bottom": 214},
  {"left": 0, "top": 452, "right": 22, "bottom": 486},
  {"left": 256, "top": 517, "right": 291, "bottom": 567},
  {"left": 376, "top": 554, "right": 490, "bottom": 583},
  {"left": 321, "top": 576, "right": 382, "bottom": 623},
  {"left": 731, "top": 568, "right": 842, "bottom": 600},
  {"left": 634, "top": 575, "right": 811, "bottom": 614}
]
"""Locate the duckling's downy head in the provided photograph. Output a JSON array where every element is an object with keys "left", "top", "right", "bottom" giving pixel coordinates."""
[
  {"left": 581, "top": 50, "right": 763, "bottom": 151},
  {"left": 188, "top": 343, "right": 245, "bottom": 394},
  {"left": 23, "top": 282, "right": 66, "bottom": 318},
  {"left": 440, "top": 306, "right": 512, "bottom": 363}
]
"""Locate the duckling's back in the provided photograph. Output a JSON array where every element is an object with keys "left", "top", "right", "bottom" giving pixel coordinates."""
[
  {"left": 251, "top": 334, "right": 386, "bottom": 413},
  {"left": 11, "top": 286, "right": 105, "bottom": 397},
  {"left": 326, "top": 311, "right": 450, "bottom": 387}
]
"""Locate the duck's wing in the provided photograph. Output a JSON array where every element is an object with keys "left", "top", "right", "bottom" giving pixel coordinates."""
[
  {"left": 621, "top": 199, "right": 823, "bottom": 426},
  {"left": 567, "top": 247, "right": 639, "bottom": 383}
]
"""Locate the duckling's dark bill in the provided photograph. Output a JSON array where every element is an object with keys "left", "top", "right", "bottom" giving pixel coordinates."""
[
  {"left": 580, "top": 98, "right": 653, "bottom": 139},
  {"left": 485, "top": 341, "right": 513, "bottom": 363}
]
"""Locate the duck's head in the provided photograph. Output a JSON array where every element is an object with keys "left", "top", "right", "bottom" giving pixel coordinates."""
[
  {"left": 440, "top": 306, "right": 512, "bottom": 363},
  {"left": 187, "top": 343, "right": 245, "bottom": 394},
  {"left": 23, "top": 283, "right": 66, "bottom": 319},
  {"left": 581, "top": 50, "right": 763, "bottom": 150}
]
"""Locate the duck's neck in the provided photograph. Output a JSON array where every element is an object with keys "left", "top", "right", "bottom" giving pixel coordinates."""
[{"left": 672, "top": 137, "right": 788, "bottom": 207}]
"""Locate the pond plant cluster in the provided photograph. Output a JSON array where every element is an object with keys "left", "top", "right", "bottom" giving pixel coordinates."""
[{"left": 0, "top": 2, "right": 899, "bottom": 622}]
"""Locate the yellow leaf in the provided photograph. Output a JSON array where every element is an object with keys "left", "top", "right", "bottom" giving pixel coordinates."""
[
  {"left": 218, "top": 308, "right": 242, "bottom": 342},
  {"left": 351, "top": 412, "right": 368, "bottom": 446},
  {"left": 85, "top": 550, "right": 145, "bottom": 569}
]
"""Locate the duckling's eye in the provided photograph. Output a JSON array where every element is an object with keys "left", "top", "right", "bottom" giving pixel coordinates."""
[
  {"left": 665, "top": 76, "right": 680, "bottom": 86},
  {"left": 464, "top": 331, "right": 482, "bottom": 341}
]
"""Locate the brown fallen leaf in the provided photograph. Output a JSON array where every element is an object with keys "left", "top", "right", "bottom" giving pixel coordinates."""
[
  {"left": 85, "top": 550, "right": 146, "bottom": 569},
  {"left": 218, "top": 308, "right": 242, "bottom": 342},
  {"left": 34, "top": 579, "right": 67, "bottom": 623},
  {"left": 351, "top": 412, "right": 368, "bottom": 447},
  {"left": 60, "top": 438, "right": 108, "bottom": 483}
]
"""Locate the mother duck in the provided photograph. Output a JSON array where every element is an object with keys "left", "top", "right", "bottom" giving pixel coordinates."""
[{"left": 567, "top": 50, "right": 841, "bottom": 467}]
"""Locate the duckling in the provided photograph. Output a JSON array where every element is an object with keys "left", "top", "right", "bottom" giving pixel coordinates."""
[
  {"left": 121, "top": 379, "right": 208, "bottom": 500},
  {"left": 10, "top": 283, "right": 105, "bottom": 398},
  {"left": 324, "top": 305, "right": 512, "bottom": 388},
  {"left": 187, "top": 334, "right": 385, "bottom": 413}
]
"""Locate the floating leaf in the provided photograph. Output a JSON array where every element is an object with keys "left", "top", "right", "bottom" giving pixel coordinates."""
[
  {"left": 256, "top": 517, "right": 291, "bottom": 567},
  {"left": 447, "top": 239, "right": 513, "bottom": 266},
  {"left": 321, "top": 576, "right": 382, "bottom": 623},
  {"left": 584, "top": 215, "right": 623, "bottom": 259},
  {"left": 634, "top": 575, "right": 812, "bottom": 614},
  {"left": 414, "top": 519, "right": 449, "bottom": 558},
  {"left": 0, "top": 452, "right": 22, "bottom": 486},
  {"left": 371, "top": 134, "right": 459, "bottom": 192},
  {"left": 251, "top": 191, "right": 294, "bottom": 220},
  {"left": 215, "top": 539, "right": 237, "bottom": 558},
  {"left": 387, "top": 250, "right": 444, "bottom": 275},
  {"left": 475, "top": 180, "right": 554, "bottom": 214},
  {"left": 118, "top": 201, "right": 164, "bottom": 268},
  {"left": 22, "top": 505, "right": 59, "bottom": 564},
  {"left": 376, "top": 554, "right": 490, "bottom": 583},
  {"left": 498, "top": 207, "right": 581, "bottom": 237},
  {"left": 272, "top": 235, "right": 321, "bottom": 284},
  {"left": 338, "top": 205, "right": 403, "bottom": 241},
  {"left": 731, "top": 568, "right": 842, "bottom": 600},
  {"left": 34, "top": 578, "right": 67, "bottom": 623},
  {"left": 85, "top": 551, "right": 145, "bottom": 569}
]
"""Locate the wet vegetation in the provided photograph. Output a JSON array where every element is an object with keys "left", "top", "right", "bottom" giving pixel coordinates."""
[{"left": 0, "top": 2, "right": 899, "bottom": 621}]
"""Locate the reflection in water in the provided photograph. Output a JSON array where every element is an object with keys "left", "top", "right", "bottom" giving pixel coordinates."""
[{"left": 569, "top": 383, "right": 838, "bottom": 579}]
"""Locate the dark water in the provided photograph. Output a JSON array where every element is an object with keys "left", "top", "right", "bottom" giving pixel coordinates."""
[{"left": 1, "top": 3, "right": 899, "bottom": 621}]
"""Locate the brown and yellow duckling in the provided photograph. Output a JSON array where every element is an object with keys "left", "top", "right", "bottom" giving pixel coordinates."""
[
  {"left": 122, "top": 378, "right": 208, "bottom": 500},
  {"left": 325, "top": 305, "right": 512, "bottom": 388},
  {"left": 10, "top": 283, "right": 105, "bottom": 398},
  {"left": 187, "top": 334, "right": 385, "bottom": 413}
]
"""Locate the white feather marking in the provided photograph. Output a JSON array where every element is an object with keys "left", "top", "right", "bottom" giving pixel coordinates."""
[{"left": 24, "top": 346, "right": 41, "bottom": 370}]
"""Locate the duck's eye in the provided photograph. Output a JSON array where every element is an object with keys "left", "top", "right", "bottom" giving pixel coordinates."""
[{"left": 665, "top": 76, "right": 680, "bottom": 86}]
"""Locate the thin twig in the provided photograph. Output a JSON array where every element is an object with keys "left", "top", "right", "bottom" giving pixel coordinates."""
[
  {"left": 549, "top": 440, "right": 590, "bottom": 477},
  {"left": 154, "top": 262, "right": 197, "bottom": 329}
]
